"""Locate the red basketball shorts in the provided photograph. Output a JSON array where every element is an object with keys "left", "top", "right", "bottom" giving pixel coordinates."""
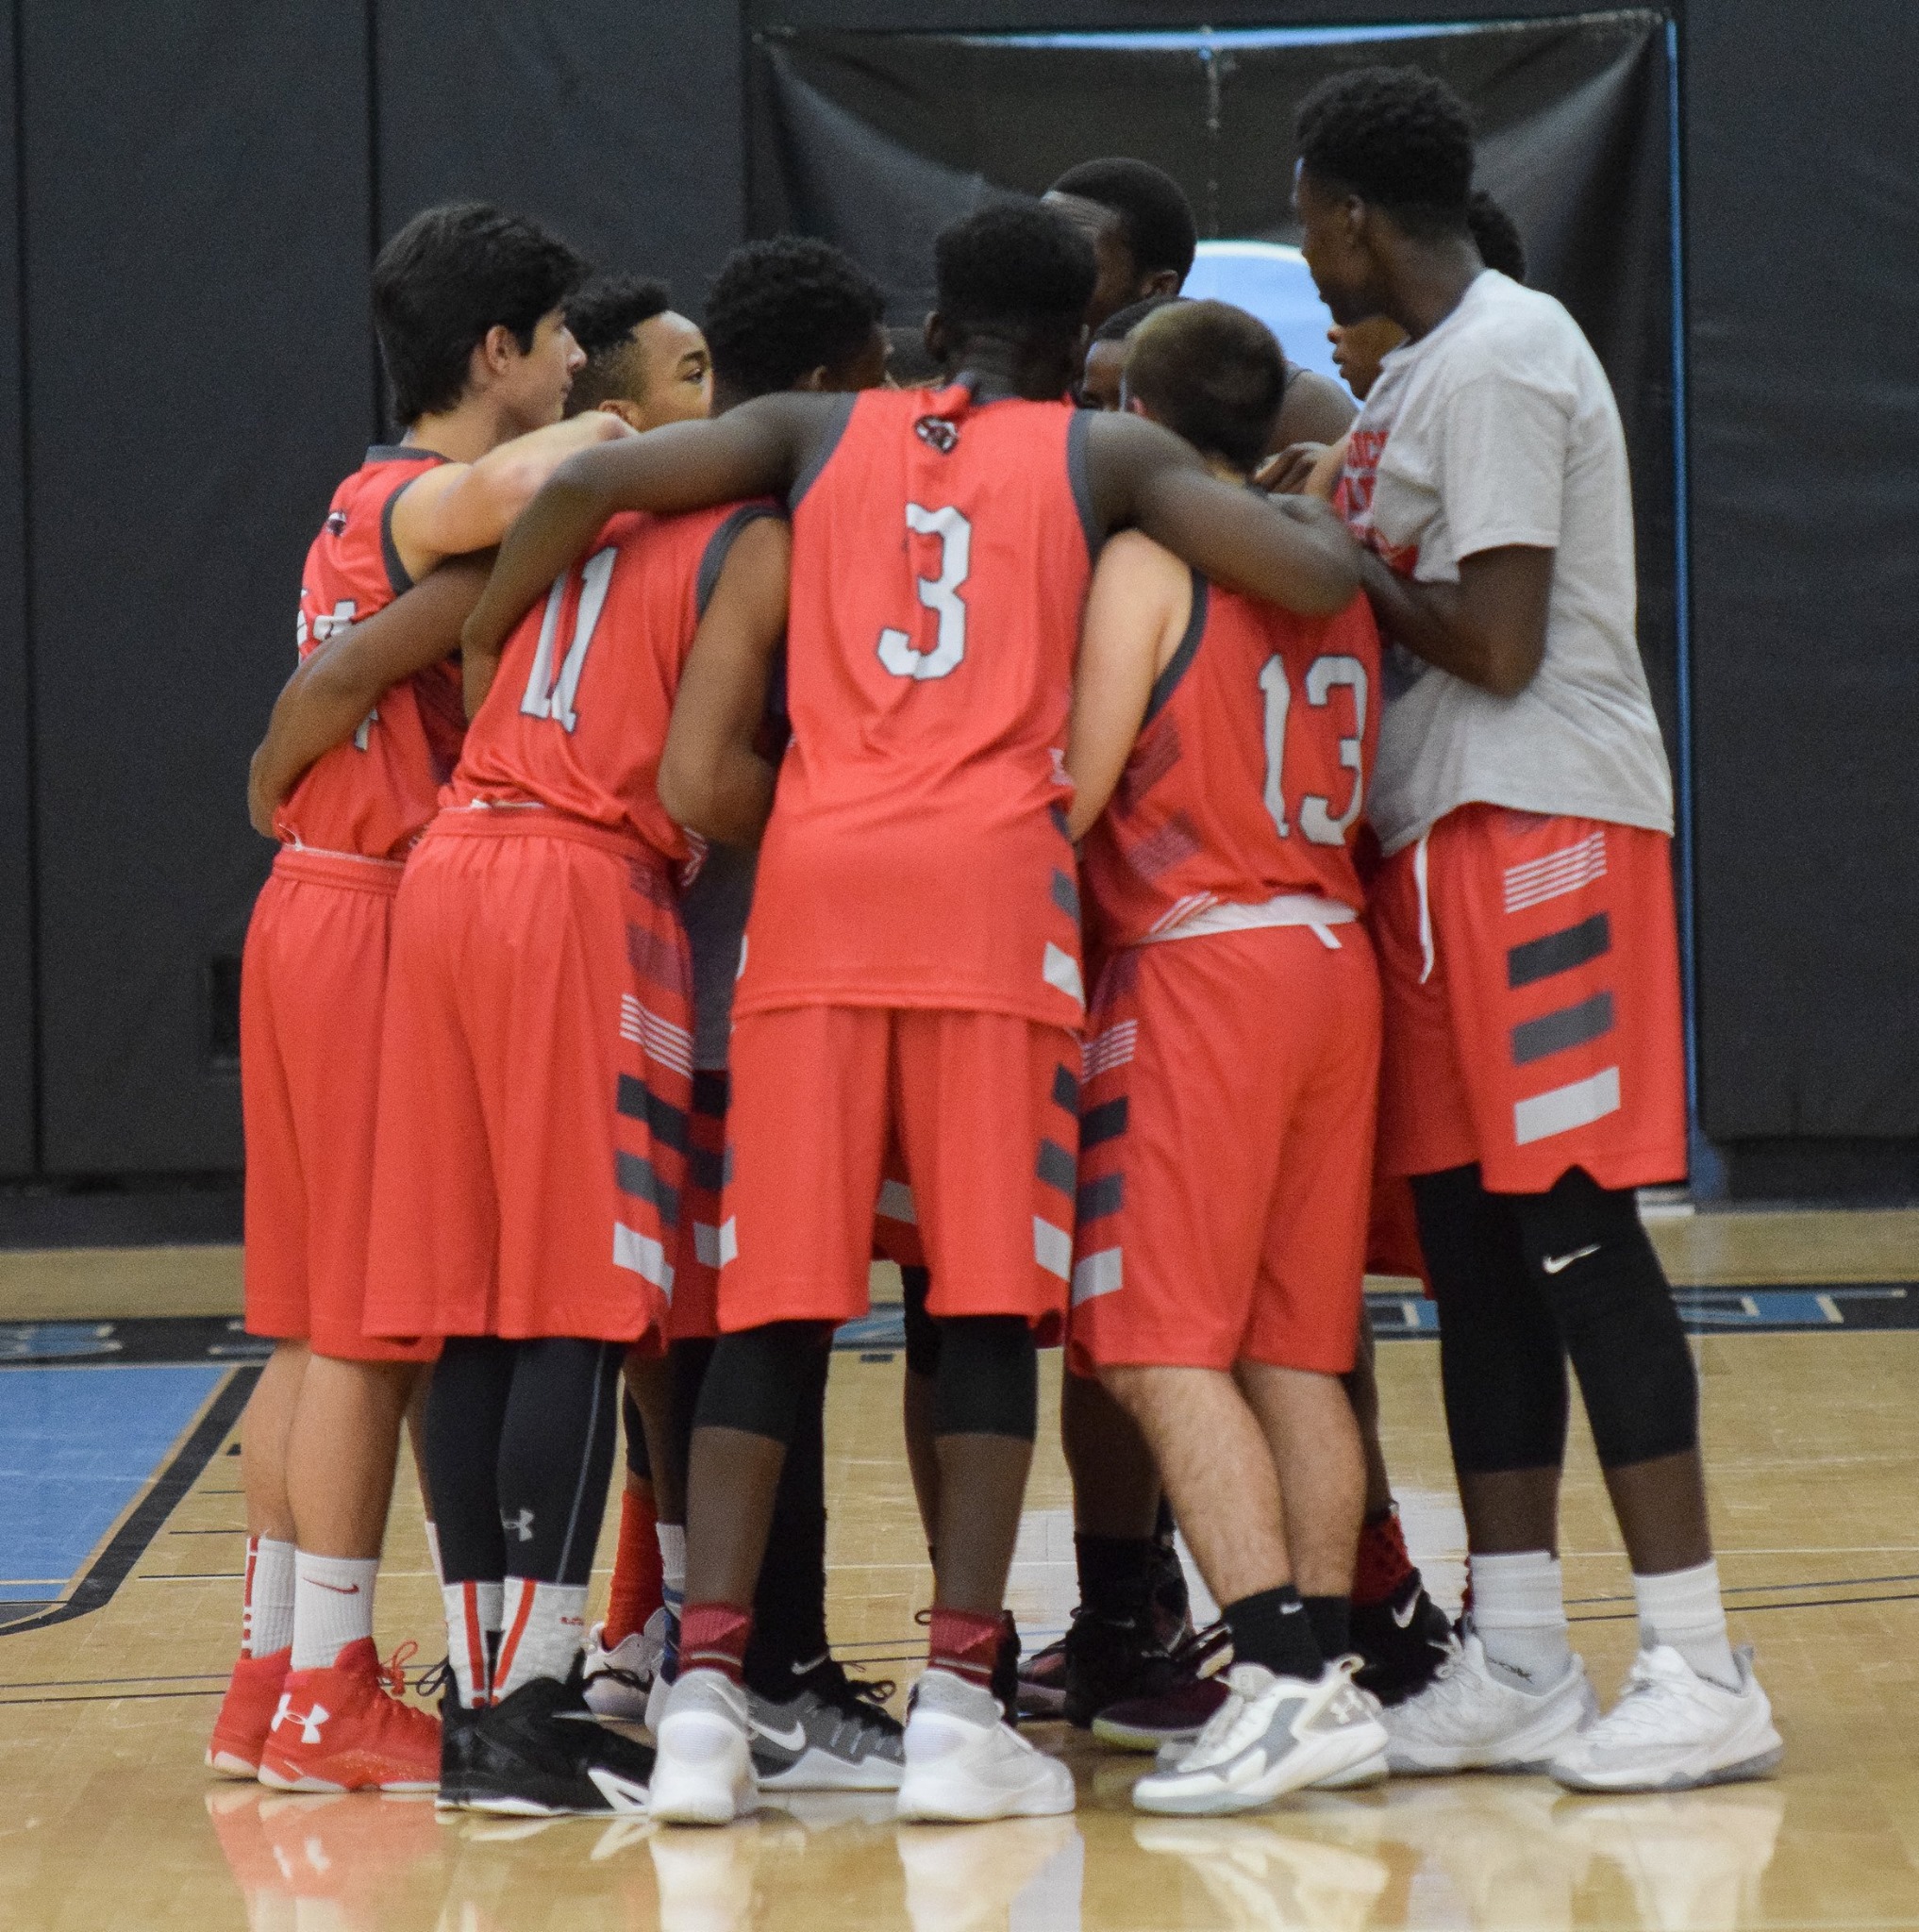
[
  {"left": 720, "top": 1006, "right": 1079, "bottom": 1334},
  {"left": 1370, "top": 804, "right": 1686, "bottom": 1195},
  {"left": 362, "top": 810, "right": 691, "bottom": 1345},
  {"left": 241, "top": 847, "right": 434, "bottom": 1362},
  {"left": 1068, "top": 924, "right": 1380, "bottom": 1378}
]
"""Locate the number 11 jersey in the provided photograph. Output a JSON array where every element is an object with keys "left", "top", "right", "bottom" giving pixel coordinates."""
[{"left": 737, "top": 383, "right": 1094, "bottom": 1028}]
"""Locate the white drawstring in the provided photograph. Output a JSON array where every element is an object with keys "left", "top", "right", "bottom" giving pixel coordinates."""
[{"left": 1413, "top": 830, "right": 1435, "bottom": 985}]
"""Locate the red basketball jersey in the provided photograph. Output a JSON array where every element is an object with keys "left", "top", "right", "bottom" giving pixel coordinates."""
[
  {"left": 737, "top": 384, "right": 1093, "bottom": 1026},
  {"left": 1080, "top": 569, "right": 1381, "bottom": 955},
  {"left": 449, "top": 502, "right": 776, "bottom": 859},
  {"left": 276, "top": 445, "right": 467, "bottom": 859}
]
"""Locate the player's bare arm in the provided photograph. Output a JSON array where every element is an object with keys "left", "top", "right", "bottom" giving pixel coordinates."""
[
  {"left": 461, "top": 392, "right": 830, "bottom": 661},
  {"left": 387, "top": 411, "right": 632, "bottom": 583},
  {"left": 1087, "top": 408, "right": 1361, "bottom": 616},
  {"left": 1358, "top": 541, "right": 1555, "bottom": 698},
  {"left": 1064, "top": 531, "right": 1191, "bottom": 840},
  {"left": 658, "top": 516, "right": 792, "bottom": 846},
  {"left": 246, "top": 554, "right": 493, "bottom": 837}
]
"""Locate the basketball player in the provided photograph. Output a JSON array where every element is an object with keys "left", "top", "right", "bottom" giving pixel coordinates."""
[
  {"left": 210, "top": 203, "right": 620, "bottom": 1794},
  {"left": 563, "top": 275, "right": 713, "bottom": 426},
  {"left": 581, "top": 239, "right": 910, "bottom": 1800},
  {"left": 1062, "top": 298, "right": 1393, "bottom": 1811},
  {"left": 1295, "top": 66, "right": 1779, "bottom": 1790},
  {"left": 459, "top": 196, "right": 1363, "bottom": 1824}
]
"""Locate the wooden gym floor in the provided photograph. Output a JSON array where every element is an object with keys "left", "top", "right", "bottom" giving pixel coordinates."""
[{"left": 2, "top": 1206, "right": 1917, "bottom": 1930}]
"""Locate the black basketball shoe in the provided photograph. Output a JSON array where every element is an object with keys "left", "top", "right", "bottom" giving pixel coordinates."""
[
  {"left": 1061, "top": 1611, "right": 1182, "bottom": 1728},
  {"left": 1350, "top": 1568, "right": 1456, "bottom": 1707},
  {"left": 458, "top": 1670, "right": 656, "bottom": 1815}
]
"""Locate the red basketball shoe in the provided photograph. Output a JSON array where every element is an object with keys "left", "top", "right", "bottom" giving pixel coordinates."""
[
  {"left": 207, "top": 1647, "right": 292, "bottom": 1778},
  {"left": 257, "top": 1638, "right": 441, "bottom": 1792}
]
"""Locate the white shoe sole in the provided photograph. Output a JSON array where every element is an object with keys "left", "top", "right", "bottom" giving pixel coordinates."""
[
  {"left": 894, "top": 1768, "right": 1076, "bottom": 1823},
  {"left": 756, "top": 1747, "right": 905, "bottom": 1793},
  {"left": 1386, "top": 1685, "right": 1594, "bottom": 1776},
  {"left": 652, "top": 1716, "right": 756, "bottom": 1825},
  {"left": 206, "top": 1749, "right": 260, "bottom": 1780},
  {"left": 1314, "top": 1748, "right": 1389, "bottom": 1790},
  {"left": 1552, "top": 1716, "right": 1784, "bottom": 1793},
  {"left": 1132, "top": 1718, "right": 1388, "bottom": 1816},
  {"left": 582, "top": 1679, "right": 654, "bottom": 1723}
]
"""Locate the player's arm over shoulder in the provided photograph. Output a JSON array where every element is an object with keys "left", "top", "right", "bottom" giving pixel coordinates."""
[
  {"left": 1084, "top": 409, "right": 1361, "bottom": 619},
  {"left": 1065, "top": 530, "right": 1190, "bottom": 841},
  {"left": 659, "top": 512, "right": 792, "bottom": 848},
  {"left": 387, "top": 411, "right": 632, "bottom": 583}
]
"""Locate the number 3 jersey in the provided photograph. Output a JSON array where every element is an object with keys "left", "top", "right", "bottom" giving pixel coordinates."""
[
  {"left": 737, "top": 383, "right": 1093, "bottom": 1028},
  {"left": 277, "top": 445, "right": 467, "bottom": 858},
  {"left": 1079, "top": 566, "right": 1382, "bottom": 957},
  {"left": 447, "top": 501, "right": 776, "bottom": 859}
]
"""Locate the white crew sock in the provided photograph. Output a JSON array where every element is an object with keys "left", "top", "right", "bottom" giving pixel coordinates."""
[
  {"left": 424, "top": 1519, "right": 444, "bottom": 1588},
  {"left": 442, "top": 1579, "right": 505, "bottom": 1707},
  {"left": 1469, "top": 1551, "right": 1573, "bottom": 1690},
  {"left": 243, "top": 1536, "right": 296, "bottom": 1658},
  {"left": 291, "top": 1553, "right": 379, "bottom": 1671},
  {"left": 1634, "top": 1558, "right": 1740, "bottom": 1689},
  {"left": 658, "top": 1523, "right": 687, "bottom": 1618},
  {"left": 494, "top": 1578, "right": 590, "bottom": 1701}
]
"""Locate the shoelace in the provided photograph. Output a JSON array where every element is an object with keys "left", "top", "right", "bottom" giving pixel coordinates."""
[
  {"left": 379, "top": 1641, "right": 421, "bottom": 1700},
  {"left": 1581, "top": 1656, "right": 1708, "bottom": 1741},
  {"left": 411, "top": 1656, "right": 455, "bottom": 1701}
]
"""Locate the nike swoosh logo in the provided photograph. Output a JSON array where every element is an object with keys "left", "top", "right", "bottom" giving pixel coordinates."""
[
  {"left": 585, "top": 1768, "right": 652, "bottom": 1813},
  {"left": 1391, "top": 1596, "right": 1421, "bottom": 1629},
  {"left": 308, "top": 1580, "right": 361, "bottom": 1594},
  {"left": 751, "top": 1717, "right": 809, "bottom": 1753},
  {"left": 1542, "top": 1243, "right": 1601, "bottom": 1274}
]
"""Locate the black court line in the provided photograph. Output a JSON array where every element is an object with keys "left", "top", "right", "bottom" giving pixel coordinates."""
[
  {"left": 0, "top": 1671, "right": 227, "bottom": 1690},
  {"left": 0, "top": 1687, "right": 226, "bottom": 1707},
  {"left": 1573, "top": 1590, "right": 1919, "bottom": 1623},
  {"left": 1568, "top": 1570, "right": 1919, "bottom": 1607},
  {"left": 0, "top": 1366, "right": 258, "bottom": 1640}
]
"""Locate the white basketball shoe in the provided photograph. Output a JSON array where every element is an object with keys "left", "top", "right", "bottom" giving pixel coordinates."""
[{"left": 895, "top": 1668, "right": 1076, "bottom": 1823}]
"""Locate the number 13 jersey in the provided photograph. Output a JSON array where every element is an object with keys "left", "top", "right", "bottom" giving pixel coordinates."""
[
  {"left": 738, "top": 384, "right": 1094, "bottom": 1027},
  {"left": 1079, "top": 567, "right": 1382, "bottom": 957}
]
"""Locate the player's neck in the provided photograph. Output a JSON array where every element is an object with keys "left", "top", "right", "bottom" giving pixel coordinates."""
[
  {"left": 400, "top": 393, "right": 527, "bottom": 464},
  {"left": 949, "top": 335, "right": 1069, "bottom": 405},
  {"left": 1380, "top": 239, "right": 1483, "bottom": 344}
]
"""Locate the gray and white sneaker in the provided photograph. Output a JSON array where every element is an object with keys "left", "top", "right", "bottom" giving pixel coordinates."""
[
  {"left": 651, "top": 1668, "right": 757, "bottom": 1825},
  {"left": 1382, "top": 1630, "right": 1597, "bottom": 1775},
  {"left": 582, "top": 1610, "right": 669, "bottom": 1722},
  {"left": 896, "top": 1668, "right": 1076, "bottom": 1822},
  {"left": 749, "top": 1657, "right": 905, "bottom": 1791},
  {"left": 1132, "top": 1659, "right": 1388, "bottom": 1816}
]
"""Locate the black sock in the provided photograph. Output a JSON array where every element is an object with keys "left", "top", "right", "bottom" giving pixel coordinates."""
[
  {"left": 1075, "top": 1533, "right": 1156, "bottom": 1623},
  {"left": 1223, "top": 1587, "right": 1323, "bottom": 1681},
  {"left": 1302, "top": 1595, "right": 1350, "bottom": 1661}
]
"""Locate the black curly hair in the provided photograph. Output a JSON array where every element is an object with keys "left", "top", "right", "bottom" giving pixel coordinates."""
[
  {"left": 373, "top": 202, "right": 592, "bottom": 426},
  {"left": 1124, "top": 300, "right": 1287, "bottom": 475},
  {"left": 1466, "top": 189, "right": 1527, "bottom": 283},
  {"left": 703, "top": 237, "right": 885, "bottom": 402},
  {"left": 563, "top": 275, "right": 676, "bottom": 412},
  {"left": 1294, "top": 66, "right": 1475, "bottom": 239},
  {"left": 1093, "top": 292, "right": 1184, "bottom": 345},
  {"left": 934, "top": 199, "right": 1096, "bottom": 341},
  {"left": 1049, "top": 158, "right": 1198, "bottom": 284}
]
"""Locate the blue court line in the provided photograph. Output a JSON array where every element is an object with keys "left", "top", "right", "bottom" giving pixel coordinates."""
[
  {"left": 962, "top": 23, "right": 1525, "bottom": 51},
  {"left": 0, "top": 1365, "right": 225, "bottom": 1601}
]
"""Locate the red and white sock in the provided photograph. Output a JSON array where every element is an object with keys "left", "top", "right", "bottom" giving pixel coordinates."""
[
  {"left": 443, "top": 1579, "right": 504, "bottom": 1707},
  {"left": 927, "top": 1607, "right": 1003, "bottom": 1690},
  {"left": 605, "top": 1482, "right": 664, "bottom": 1647},
  {"left": 678, "top": 1602, "right": 753, "bottom": 1683},
  {"left": 1353, "top": 1506, "right": 1416, "bottom": 1608},
  {"left": 291, "top": 1553, "right": 378, "bottom": 1671},
  {"left": 494, "top": 1578, "right": 590, "bottom": 1701},
  {"left": 242, "top": 1536, "right": 296, "bottom": 1658}
]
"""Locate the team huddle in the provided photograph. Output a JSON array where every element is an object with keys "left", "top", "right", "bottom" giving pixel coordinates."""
[{"left": 209, "top": 66, "right": 1782, "bottom": 1826}]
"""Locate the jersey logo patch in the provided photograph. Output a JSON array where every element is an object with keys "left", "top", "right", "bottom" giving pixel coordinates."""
[
  {"left": 325, "top": 509, "right": 348, "bottom": 536},
  {"left": 914, "top": 414, "right": 960, "bottom": 454}
]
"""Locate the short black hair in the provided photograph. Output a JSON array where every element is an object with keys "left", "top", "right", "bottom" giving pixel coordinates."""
[
  {"left": 703, "top": 237, "right": 885, "bottom": 400},
  {"left": 934, "top": 200, "right": 1096, "bottom": 343},
  {"left": 1467, "top": 190, "right": 1527, "bottom": 283},
  {"left": 1093, "top": 293, "right": 1184, "bottom": 345},
  {"left": 1295, "top": 67, "right": 1475, "bottom": 239},
  {"left": 372, "top": 202, "right": 592, "bottom": 426},
  {"left": 1049, "top": 158, "right": 1198, "bottom": 283},
  {"left": 564, "top": 275, "right": 675, "bottom": 413},
  {"left": 1124, "top": 299, "right": 1286, "bottom": 475}
]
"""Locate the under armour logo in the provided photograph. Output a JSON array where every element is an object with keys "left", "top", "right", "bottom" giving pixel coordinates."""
[
  {"left": 914, "top": 415, "right": 960, "bottom": 454},
  {"left": 505, "top": 1507, "right": 536, "bottom": 1542},
  {"left": 272, "top": 1692, "right": 330, "bottom": 1745}
]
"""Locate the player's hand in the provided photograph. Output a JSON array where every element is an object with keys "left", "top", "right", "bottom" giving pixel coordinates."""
[
  {"left": 247, "top": 748, "right": 281, "bottom": 840},
  {"left": 1255, "top": 443, "right": 1327, "bottom": 495}
]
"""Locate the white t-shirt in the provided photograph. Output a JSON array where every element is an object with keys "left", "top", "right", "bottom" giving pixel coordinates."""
[{"left": 1342, "top": 271, "right": 1673, "bottom": 854}]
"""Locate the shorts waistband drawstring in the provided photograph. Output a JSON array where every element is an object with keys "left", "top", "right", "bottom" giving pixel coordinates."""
[{"left": 1413, "top": 830, "right": 1435, "bottom": 985}]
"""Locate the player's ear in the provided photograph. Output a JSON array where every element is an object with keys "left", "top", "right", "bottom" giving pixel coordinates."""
[
  {"left": 924, "top": 310, "right": 951, "bottom": 368},
  {"left": 476, "top": 323, "right": 520, "bottom": 384},
  {"left": 791, "top": 366, "right": 832, "bottom": 393},
  {"left": 597, "top": 398, "right": 646, "bottom": 431},
  {"left": 1142, "top": 268, "right": 1181, "bottom": 300}
]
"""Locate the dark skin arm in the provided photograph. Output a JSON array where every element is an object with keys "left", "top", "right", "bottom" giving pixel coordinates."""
[
  {"left": 1272, "top": 367, "right": 1356, "bottom": 450},
  {"left": 461, "top": 395, "right": 826, "bottom": 662},
  {"left": 1358, "top": 543, "right": 1555, "bottom": 699},
  {"left": 248, "top": 553, "right": 492, "bottom": 836},
  {"left": 1087, "top": 410, "right": 1361, "bottom": 616},
  {"left": 658, "top": 517, "right": 792, "bottom": 845}
]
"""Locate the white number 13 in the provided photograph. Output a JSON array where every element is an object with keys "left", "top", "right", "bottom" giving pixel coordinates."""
[
  {"left": 878, "top": 504, "right": 971, "bottom": 680},
  {"left": 1260, "top": 652, "right": 1369, "bottom": 847}
]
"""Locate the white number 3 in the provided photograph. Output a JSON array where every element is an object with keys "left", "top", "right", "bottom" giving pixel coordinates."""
[{"left": 878, "top": 504, "right": 970, "bottom": 680}]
